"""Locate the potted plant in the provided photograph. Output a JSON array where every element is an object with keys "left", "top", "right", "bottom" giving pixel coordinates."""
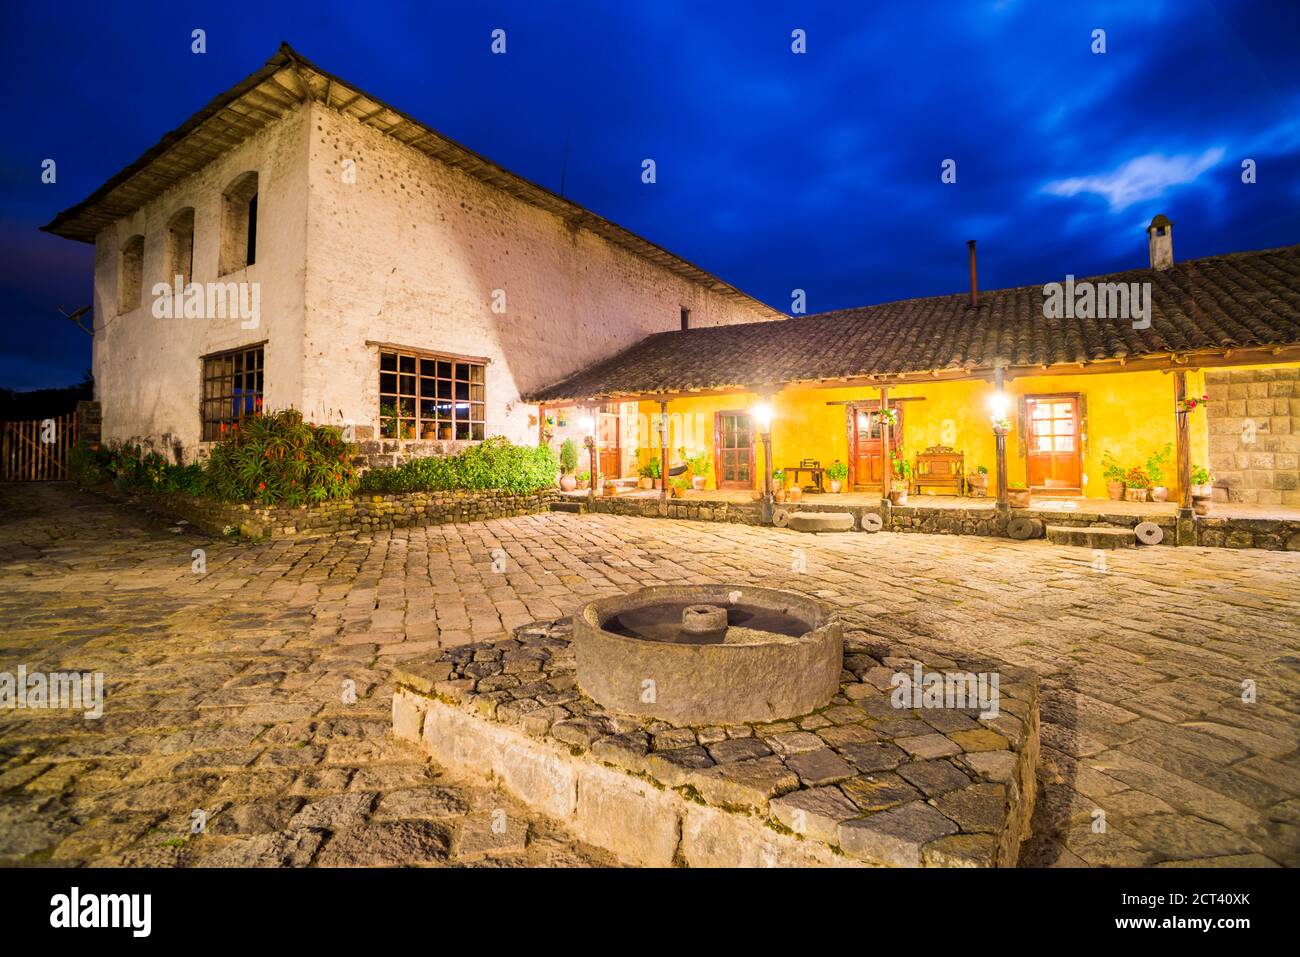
[
  {"left": 1190, "top": 465, "right": 1213, "bottom": 498},
  {"left": 771, "top": 469, "right": 786, "bottom": 503},
  {"left": 670, "top": 476, "right": 689, "bottom": 498},
  {"left": 1101, "top": 452, "right": 1126, "bottom": 501},
  {"left": 967, "top": 464, "right": 989, "bottom": 497},
  {"left": 576, "top": 470, "right": 591, "bottom": 491},
  {"left": 1145, "top": 444, "right": 1172, "bottom": 502},
  {"left": 638, "top": 454, "right": 661, "bottom": 490},
  {"left": 888, "top": 454, "right": 912, "bottom": 505},
  {"left": 1006, "top": 484, "right": 1031, "bottom": 508},
  {"left": 1123, "top": 467, "right": 1151, "bottom": 502},
  {"left": 422, "top": 421, "right": 437, "bottom": 440},
  {"left": 686, "top": 451, "right": 711, "bottom": 491},
  {"left": 559, "top": 438, "right": 579, "bottom": 491},
  {"left": 826, "top": 459, "right": 848, "bottom": 494},
  {"left": 788, "top": 482, "right": 803, "bottom": 503}
]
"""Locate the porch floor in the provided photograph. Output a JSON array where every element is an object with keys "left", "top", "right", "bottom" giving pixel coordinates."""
[{"left": 570, "top": 488, "right": 1300, "bottom": 522}]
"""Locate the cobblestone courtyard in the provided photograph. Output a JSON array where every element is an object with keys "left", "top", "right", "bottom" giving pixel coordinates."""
[{"left": 0, "top": 484, "right": 1296, "bottom": 867}]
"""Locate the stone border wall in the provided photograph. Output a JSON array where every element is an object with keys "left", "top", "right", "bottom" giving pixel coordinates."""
[
  {"left": 152, "top": 488, "right": 561, "bottom": 539},
  {"left": 588, "top": 496, "right": 1300, "bottom": 551},
  {"left": 1205, "top": 367, "right": 1300, "bottom": 506}
]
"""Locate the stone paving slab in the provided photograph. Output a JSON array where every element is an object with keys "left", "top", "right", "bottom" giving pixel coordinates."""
[{"left": 0, "top": 483, "right": 1296, "bottom": 866}]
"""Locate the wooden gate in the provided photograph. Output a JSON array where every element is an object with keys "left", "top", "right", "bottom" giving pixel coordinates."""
[{"left": 1, "top": 414, "right": 78, "bottom": 481}]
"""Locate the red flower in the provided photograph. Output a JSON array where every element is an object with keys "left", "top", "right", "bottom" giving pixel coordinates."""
[{"left": 258, "top": 482, "right": 266, "bottom": 491}]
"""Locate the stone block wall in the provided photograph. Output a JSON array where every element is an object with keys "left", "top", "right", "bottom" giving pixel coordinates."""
[
  {"left": 152, "top": 488, "right": 560, "bottom": 539},
  {"left": 1205, "top": 367, "right": 1300, "bottom": 506}
]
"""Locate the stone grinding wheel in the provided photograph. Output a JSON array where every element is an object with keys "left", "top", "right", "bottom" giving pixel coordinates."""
[
  {"left": 772, "top": 508, "right": 790, "bottom": 528},
  {"left": 1135, "top": 521, "right": 1164, "bottom": 545},
  {"left": 1007, "top": 516, "right": 1042, "bottom": 540},
  {"left": 861, "top": 512, "right": 884, "bottom": 533}
]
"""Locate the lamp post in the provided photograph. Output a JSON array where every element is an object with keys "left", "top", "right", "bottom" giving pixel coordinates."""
[
  {"left": 753, "top": 401, "right": 773, "bottom": 524},
  {"left": 580, "top": 414, "right": 597, "bottom": 506}
]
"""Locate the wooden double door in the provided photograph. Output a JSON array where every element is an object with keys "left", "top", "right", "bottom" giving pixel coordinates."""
[
  {"left": 1025, "top": 395, "right": 1082, "bottom": 491},
  {"left": 598, "top": 405, "right": 621, "bottom": 478},
  {"left": 714, "top": 411, "right": 755, "bottom": 489},
  {"left": 850, "top": 404, "right": 903, "bottom": 489}
]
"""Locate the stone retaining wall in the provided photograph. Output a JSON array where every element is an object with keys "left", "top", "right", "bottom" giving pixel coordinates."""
[
  {"left": 153, "top": 488, "right": 561, "bottom": 539},
  {"left": 588, "top": 496, "right": 1300, "bottom": 550}
]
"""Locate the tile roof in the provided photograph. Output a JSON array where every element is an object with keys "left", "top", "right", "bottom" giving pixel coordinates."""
[{"left": 525, "top": 244, "right": 1300, "bottom": 403}]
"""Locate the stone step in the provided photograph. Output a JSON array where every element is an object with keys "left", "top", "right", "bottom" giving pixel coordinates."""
[
  {"left": 787, "top": 511, "right": 855, "bottom": 533},
  {"left": 1045, "top": 524, "right": 1136, "bottom": 549},
  {"left": 550, "top": 501, "right": 585, "bottom": 514}
]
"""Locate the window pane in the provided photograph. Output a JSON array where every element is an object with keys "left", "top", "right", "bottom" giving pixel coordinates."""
[
  {"left": 380, "top": 372, "right": 397, "bottom": 395},
  {"left": 380, "top": 352, "right": 396, "bottom": 371},
  {"left": 437, "top": 361, "right": 452, "bottom": 378}
]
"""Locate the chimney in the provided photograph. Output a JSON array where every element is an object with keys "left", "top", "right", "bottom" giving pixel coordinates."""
[
  {"left": 1147, "top": 214, "right": 1174, "bottom": 270},
  {"left": 966, "top": 240, "right": 979, "bottom": 307}
]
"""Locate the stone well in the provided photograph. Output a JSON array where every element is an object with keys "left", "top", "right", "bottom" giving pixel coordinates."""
[{"left": 574, "top": 585, "right": 843, "bottom": 726}]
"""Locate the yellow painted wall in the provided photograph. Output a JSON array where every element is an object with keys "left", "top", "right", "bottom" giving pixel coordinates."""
[{"left": 639, "top": 367, "right": 1222, "bottom": 498}]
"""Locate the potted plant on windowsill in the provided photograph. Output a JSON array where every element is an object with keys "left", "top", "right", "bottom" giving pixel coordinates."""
[
  {"left": 771, "top": 469, "right": 786, "bottom": 503},
  {"left": 967, "top": 464, "right": 989, "bottom": 497},
  {"left": 827, "top": 459, "right": 848, "bottom": 494},
  {"left": 558, "top": 438, "right": 579, "bottom": 491},
  {"left": 887, "top": 454, "right": 912, "bottom": 505},
  {"left": 1101, "top": 452, "right": 1126, "bottom": 501},
  {"left": 1006, "top": 484, "right": 1031, "bottom": 508},
  {"left": 1123, "top": 467, "right": 1151, "bottom": 502},
  {"left": 1145, "top": 444, "right": 1172, "bottom": 502}
]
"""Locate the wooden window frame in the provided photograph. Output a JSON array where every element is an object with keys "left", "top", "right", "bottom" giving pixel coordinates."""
[
  {"left": 200, "top": 342, "right": 265, "bottom": 441},
  {"left": 713, "top": 410, "right": 755, "bottom": 489},
  {"left": 377, "top": 345, "right": 486, "bottom": 442}
]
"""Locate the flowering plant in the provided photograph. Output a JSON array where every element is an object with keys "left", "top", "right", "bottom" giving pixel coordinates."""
[{"left": 1179, "top": 394, "right": 1210, "bottom": 413}]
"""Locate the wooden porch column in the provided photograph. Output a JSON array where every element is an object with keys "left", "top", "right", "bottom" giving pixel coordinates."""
[
  {"left": 538, "top": 404, "right": 546, "bottom": 446},
  {"left": 658, "top": 400, "right": 669, "bottom": 507},
  {"left": 585, "top": 409, "right": 599, "bottom": 506},
  {"left": 994, "top": 366, "right": 1009, "bottom": 510},
  {"left": 879, "top": 383, "right": 892, "bottom": 504},
  {"left": 1174, "top": 369, "right": 1192, "bottom": 515}
]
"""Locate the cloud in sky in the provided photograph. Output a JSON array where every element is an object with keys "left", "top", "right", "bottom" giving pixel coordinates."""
[{"left": 1041, "top": 148, "right": 1227, "bottom": 211}]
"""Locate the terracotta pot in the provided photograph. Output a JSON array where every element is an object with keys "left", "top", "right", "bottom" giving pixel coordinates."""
[
  {"left": 1192, "top": 495, "right": 1212, "bottom": 516},
  {"left": 1149, "top": 486, "right": 1169, "bottom": 502},
  {"left": 438, "top": 426, "right": 452, "bottom": 440},
  {"left": 671, "top": 486, "right": 685, "bottom": 499},
  {"left": 577, "top": 479, "right": 590, "bottom": 491},
  {"left": 1106, "top": 481, "right": 1125, "bottom": 501},
  {"left": 1007, "top": 489, "right": 1031, "bottom": 508},
  {"left": 639, "top": 477, "right": 654, "bottom": 490},
  {"left": 559, "top": 474, "right": 577, "bottom": 492},
  {"left": 750, "top": 490, "right": 764, "bottom": 502},
  {"left": 692, "top": 476, "right": 706, "bottom": 491},
  {"left": 788, "top": 486, "right": 803, "bottom": 503},
  {"left": 422, "top": 426, "right": 437, "bottom": 440},
  {"left": 888, "top": 489, "right": 909, "bottom": 506},
  {"left": 1190, "top": 483, "right": 1213, "bottom": 498},
  {"left": 603, "top": 483, "right": 618, "bottom": 497},
  {"left": 829, "top": 479, "right": 842, "bottom": 494},
  {"left": 774, "top": 489, "right": 787, "bottom": 504},
  {"left": 1124, "top": 487, "right": 1148, "bottom": 503}
]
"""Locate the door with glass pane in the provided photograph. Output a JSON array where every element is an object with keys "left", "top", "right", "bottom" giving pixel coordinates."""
[
  {"left": 714, "top": 411, "right": 755, "bottom": 489},
  {"left": 1026, "top": 395, "right": 1081, "bottom": 490}
]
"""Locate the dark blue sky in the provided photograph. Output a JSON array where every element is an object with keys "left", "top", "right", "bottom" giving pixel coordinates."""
[{"left": 2, "top": 0, "right": 1297, "bottom": 390}]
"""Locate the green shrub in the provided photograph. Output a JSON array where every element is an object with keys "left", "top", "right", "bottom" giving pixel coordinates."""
[
  {"left": 68, "top": 444, "right": 109, "bottom": 487},
  {"left": 359, "top": 436, "right": 558, "bottom": 495},
  {"left": 204, "top": 409, "right": 358, "bottom": 506},
  {"left": 559, "top": 438, "right": 579, "bottom": 474}
]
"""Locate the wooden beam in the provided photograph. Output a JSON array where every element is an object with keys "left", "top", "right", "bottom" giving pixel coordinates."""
[
  {"left": 1174, "top": 369, "right": 1192, "bottom": 514},
  {"left": 880, "top": 384, "right": 892, "bottom": 504}
]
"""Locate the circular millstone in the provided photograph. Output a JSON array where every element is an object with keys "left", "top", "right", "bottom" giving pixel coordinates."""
[
  {"left": 1007, "top": 516, "right": 1043, "bottom": 540},
  {"left": 787, "top": 511, "right": 855, "bottom": 533},
  {"left": 1135, "top": 521, "right": 1164, "bottom": 545},
  {"left": 681, "top": 603, "right": 728, "bottom": 633}
]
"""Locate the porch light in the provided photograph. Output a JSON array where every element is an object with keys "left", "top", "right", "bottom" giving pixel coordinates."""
[
  {"left": 752, "top": 402, "right": 773, "bottom": 433},
  {"left": 988, "top": 391, "right": 1010, "bottom": 420}
]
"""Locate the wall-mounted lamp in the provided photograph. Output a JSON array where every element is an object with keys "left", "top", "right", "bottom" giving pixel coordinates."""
[{"left": 752, "top": 402, "right": 773, "bottom": 433}]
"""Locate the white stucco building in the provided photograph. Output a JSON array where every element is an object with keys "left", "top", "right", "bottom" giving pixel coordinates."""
[{"left": 44, "top": 44, "right": 778, "bottom": 470}]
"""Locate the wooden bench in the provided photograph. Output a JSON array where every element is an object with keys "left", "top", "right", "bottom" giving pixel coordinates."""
[{"left": 913, "top": 446, "right": 964, "bottom": 496}]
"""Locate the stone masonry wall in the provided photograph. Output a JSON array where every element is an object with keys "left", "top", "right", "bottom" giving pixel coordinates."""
[
  {"left": 153, "top": 488, "right": 560, "bottom": 540},
  {"left": 1205, "top": 366, "right": 1300, "bottom": 506}
]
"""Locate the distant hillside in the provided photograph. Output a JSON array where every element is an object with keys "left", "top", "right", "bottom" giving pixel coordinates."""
[{"left": 0, "top": 374, "right": 93, "bottom": 421}]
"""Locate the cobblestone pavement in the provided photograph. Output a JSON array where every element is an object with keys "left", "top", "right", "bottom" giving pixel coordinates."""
[{"left": 0, "top": 484, "right": 1296, "bottom": 867}]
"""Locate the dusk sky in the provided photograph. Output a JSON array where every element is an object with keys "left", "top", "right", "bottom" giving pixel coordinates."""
[{"left": 2, "top": 0, "right": 1297, "bottom": 391}]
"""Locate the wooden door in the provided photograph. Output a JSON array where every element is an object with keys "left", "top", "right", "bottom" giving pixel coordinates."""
[
  {"left": 714, "top": 411, "right": 755, "bottom": 489},
  {"left": 851, "top": 405, "right": 903, "bottom": 489},
  {"left": 1026, "top": 395, "right": 1081, "bottom": 490},
  {"left": 598, "top": 405, "right": 621, "bottom": 479}
]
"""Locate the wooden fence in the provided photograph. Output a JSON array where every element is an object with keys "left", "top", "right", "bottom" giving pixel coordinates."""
[{"left": 1, "top": 413, "right": 79, "bottom": 481}]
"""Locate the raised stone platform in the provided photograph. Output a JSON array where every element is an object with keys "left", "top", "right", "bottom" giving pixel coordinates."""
[
  {"left": 1045, "top": 524, "right": 1136, "bottom": 549},
  {"left": 787, "top": 511, "right": 856, "bottom": 533},
  {"left": 392, "top": 618, "right": 1040, "bottom": 867}
]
